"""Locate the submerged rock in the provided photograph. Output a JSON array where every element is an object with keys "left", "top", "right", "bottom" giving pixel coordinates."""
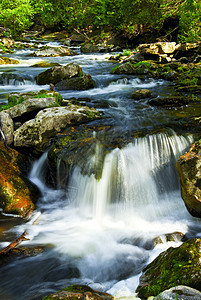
[
  {"left": 42, "top": 284, "right": 114, "bottom": 300},
  {"left": 176, "top": 140, "right": 201, "bottom": 217},
  {"left": 0, "top": 142, "right": 39, "bottom": 217},
  {"left": 136, "top": 238, "right": 201, "bottom": 298},
  {"left": 36, "top": 63, "right": 83, "bottom": 85}
]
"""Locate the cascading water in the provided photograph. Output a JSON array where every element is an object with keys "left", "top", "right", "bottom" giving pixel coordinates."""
[{"left": 1, "top": 41, "right": 201, "bottom": 300}]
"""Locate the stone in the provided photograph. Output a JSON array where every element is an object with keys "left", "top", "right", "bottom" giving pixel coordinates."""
[
  {"left": 136, "top": 238, "right": 201, "bottom": 299},
  {"left": 14, "top": 105, "right": 100, "bottom": 151},
  {"left": 55, "top": 74, "right": 95, "bottom": 90},
  {"left": 111, "top": 62, "right": 135, "bottom": 75},
  {"left": 36, "top": 63, "right": 83, "bottom": 85},
  {"left": 153, "top": 232, "right": 185, "bottom": 247},
  {"left": 154, "top": 285, "right": 201, "bottom": 300},
  {"left": 28, "top": 46, "right": 77, "bottom": 57},
  {"left": 131, "top": 89, "right": 152, "bottom": 100},
  {"left": 42, "top": 284, "right": 114, "bottom": 300},
  {"left": 4, "top": 97, "right": 57, "bottom": 120},
  {"left": 0, "top": 142, "right": 39, "bottom": 217},
  {"left": 0, "top": 56, "right": 19, "bottom": 65},
  {"left": 176, "top": 140, "right": 201, "bottom": 217},
  {"left": 0, "top": 111, "right": 14, "bottom": 145},
  {"left": 137, "top": 42, "right": 177, "bottom": 55}
]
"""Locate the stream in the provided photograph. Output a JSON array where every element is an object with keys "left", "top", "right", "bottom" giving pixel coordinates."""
[{"left": 0, "top": 40, "right": 201, "bottom": 300}]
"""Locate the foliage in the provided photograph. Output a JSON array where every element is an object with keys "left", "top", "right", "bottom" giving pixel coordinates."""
[
  {"left": 0, "top": 0, "right": 34, "bottom": 36},
  {"left": 0, "top": 0, "right": 200, "bottom": 43}
]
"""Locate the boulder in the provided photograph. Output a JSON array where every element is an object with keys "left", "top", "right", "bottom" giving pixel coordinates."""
[
  {"left": 36, "top": 63, "right": 83, "bottom": 85},
  {"left": 131, "top": 89, "right": 152, "bottom": 100},
  {"left": 28, "top": 46, "right": 77, "bottom": 57},
  {"left": 154, "top": 286, "right": 201, "bottom": 300},
  {"left": 1, "top": 37, "right": 15, "bottom": 48},
  {"left": 153, "top": 232, "right": 185, "bottom": 247},
  {"left": 0, "top": 142, "right": 39, "bottom": 217},
  {"left": 111, "top": 62, "right": 135, "bottom": 75},
  {"left": 0, "top": 111, "right": 14, "bottom": 145},
  {"left": 14, "top": 105, "right": 100, "bottom": 151},
  {"left": 31, "top": 62, "right": 61, "bottom": 68},
  {"left": 136, "top": 238, "right": 201, "bottom": 298},
  {"left": 137, "top": 42, "right": 177, "bottom": 55},
  {"left": 42, "top": 284, "right": 114, "bottom": 300},
  {"left": 55, "top": 74, "right": 95, "bottom": 90},
  {"left": 0, "top": 72, "right": 33, "bottom": 85},
  {"left": 176, "top": 140, "right": 201, "bottom": 217},
  {"left": 148, "top": 95, "right": 195, "bottom": 107},
  {"left": 80, "top": 43, "right": 111, "bottom": 53}
]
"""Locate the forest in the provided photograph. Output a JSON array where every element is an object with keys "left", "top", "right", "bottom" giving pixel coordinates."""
[{"left": 0, "top": 0, "right": 200, "bottom": 43}]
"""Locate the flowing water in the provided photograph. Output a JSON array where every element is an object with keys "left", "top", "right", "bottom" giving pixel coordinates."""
[{"left": 0, "top": 41, "right": 201, "bottom": 300}]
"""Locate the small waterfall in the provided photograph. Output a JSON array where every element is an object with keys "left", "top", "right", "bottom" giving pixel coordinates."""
[{"left": 66, "top": 130, "right": 193, "bottom": 222}]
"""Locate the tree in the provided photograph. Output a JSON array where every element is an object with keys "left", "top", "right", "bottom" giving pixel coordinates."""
[{"left": 0, "top": 0, "right": 34, "bottom": 36}]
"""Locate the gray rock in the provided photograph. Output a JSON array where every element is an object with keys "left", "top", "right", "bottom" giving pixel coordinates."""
[
  {"left": 28, "top": 46, "right": 77, "bottom": 57},
  {"left": 14, "top": 105, "right": 100, "bottom": 151},
  {"left": 154, "top": 285, "right": 201, "bottom": 299},
  {"left": 4, "top": 97, "right": 57, "bottom": 119},
  {"left": 0, "top": 111, "right": 14, "bottom": 145},
  {"left": 55, "top": 74, "right": 95, "bottom": 90}
]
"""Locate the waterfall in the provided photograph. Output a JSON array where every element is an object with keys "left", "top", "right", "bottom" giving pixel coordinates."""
[{"left": 65, "top": 129, "right": 193, "bottom": 222}]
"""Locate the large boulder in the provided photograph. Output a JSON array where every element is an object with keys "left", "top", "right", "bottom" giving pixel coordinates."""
[
  {"left": 131, "top": 89, "right": 152, "bottom": 100},
  {"left": 14, "top": 105, "right": 100, "bottom": 151},
  {"left": 176, "top": 140, "right": 201, "bottom": 217},
  {"left": 0, "top": 111, "right": 14, "bottom": 145},
  {"left": 0, "top": 142, "right": 39, "bottom": 217},
  {"left": 136, "top": 238, "right": 201, "bottom": 299},
  {"left": 28, "top": 46, "right": 77, "bottom": 57},
  {"left": 137, "top": 42, "right": 177, "bottom": 55},
  {"left": 4, "top": 97, "right": 57, "bottom": 120},
  {"left": 55, "top": 74, "right": 95, "bottom": 90},
  {"left": 36, "top": 63, "right": 83, "bottom": 85},
  {"left": 42, "top": 285, "right": 114, "bottom": 300}
]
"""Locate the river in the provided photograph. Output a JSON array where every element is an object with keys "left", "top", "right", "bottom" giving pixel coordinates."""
[{"left": 0, "top": 40, "right": 201, "bottom": 300}]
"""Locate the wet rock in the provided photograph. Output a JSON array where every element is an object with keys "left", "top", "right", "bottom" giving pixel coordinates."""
[
  {"left": 153, "top": 285, "right": 201, "bottom": 300},
  {"left": 55, "top": 74, "right": 95, "bottom": 90},
  {"left": 131, "top": 89, "right": 152, "bottom": 100},
  {"left": 69, "top": 33, "right": 86, "bottom": 44},
  {"left": 42, "top": 284, "right": 114, "bottom": 300},
  {"left": 0, "top": 72, "right": 33, "bottom": 85},
  {"left": 28, "top": 45, "right": 77, "bottom": 57},
  {"left": 111, "top": 62, "right": 135, "bottom": 75},
  {"left": 176, "top": 140, "right": 201, "bottom": 218},
  {"left": 36, "top": 63, "right": 83, "bottom": 85},
  {"left": 14, "top": 105, "right": 100, "bottom": 152},
  {"left": 0, "top": 111, "right": 14, "bottom": 145},
  {"left": 153, "top": 232, "right": 185, "bottom": 247},
  {"left": 0, "top": 56, "right": 19, "bottom": 64},
  {"left": 111, "top": 61, "right": 151, "bottom": 75},
  {"left": 136, "top": 238, "right": 201, "bottom": 299},
  {"left": 0, "top": 142, "right": 39, "bottom": 217},
  {"left": 148, "top": 95, "right": 198, "bottom": 107}
]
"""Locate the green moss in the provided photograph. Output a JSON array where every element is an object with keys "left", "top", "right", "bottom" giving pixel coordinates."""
[{"left": 136, "top": 238, "right": 201, "bottom": 298}]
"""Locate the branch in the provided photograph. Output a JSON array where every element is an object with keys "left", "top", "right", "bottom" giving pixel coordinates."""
[{"left": 0, "top": 231, "right": 29, "bottom": 255}]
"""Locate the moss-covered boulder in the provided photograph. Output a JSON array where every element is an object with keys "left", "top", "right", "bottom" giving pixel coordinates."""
[
  {"left": 111, "top": 61, "right": 152, "bottom": 75},
  {"left": 0, "top": 56, "right": 19, "bottom": 64},
  {"left": 148, "top": 94, "right": 199, "bottom": 107},
  {"left": 176, "top": 140, "right": 201, "bottom": 218},
  {"left": 55, "top": 74, "right": 95, "bottom": 90},
  {"left": 31, "top": 62, "right": 61, "bottom": 68},
  {"left": 42, "top": 284, "right": 114, "bottom": 300},
  {"left": 131, "top": 89, "right": 152, "bottom": 100},
  {"left": 0, "top": 142, "right": 39, "bottom": 217},
  {"left": 36, "top": 63, "right": 83, "bottom": 85},
  {"left": 136, "top": 238, "right": 201, "bottom": 299}
]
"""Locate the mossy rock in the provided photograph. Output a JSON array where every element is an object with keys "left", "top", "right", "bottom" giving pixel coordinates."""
[
  {"left": 42, "top": 284, "right": 114, "bottom": 299},
  {"left": 0, "top": 56, "right": 19, "bottom": 64},
  {"left": 136, "top": 238, "right": 201, "bottom": 299},
  {"left": 0, "top": 142, "right": 40, "bottom": 217},
  {"left": 31, "top": 62, "right": 61, "bottom": 68},
  {"left": 55, "top": 74, "right": 95, "bottom": 90},
  {"left": 148, "top": 94, "right": 200, "bottom": 107}
]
